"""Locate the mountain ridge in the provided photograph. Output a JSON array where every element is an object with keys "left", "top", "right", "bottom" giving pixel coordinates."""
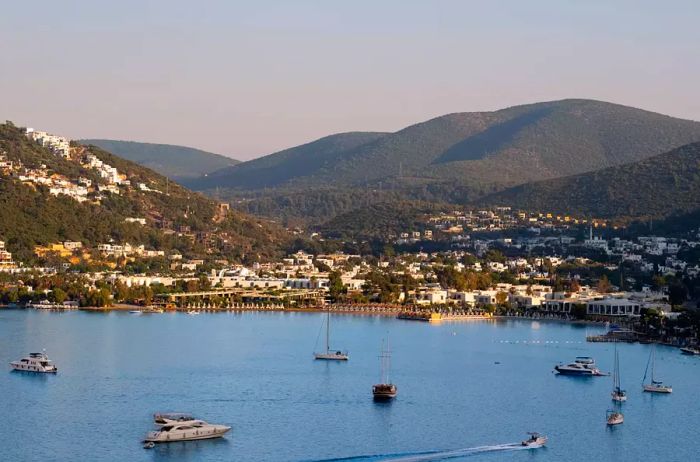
[
  {"left": 188, "top": 99, "right": 700, "bottom": 194},
  {"left": 80, "top": 139, "right": 238, "bottom": 181}
]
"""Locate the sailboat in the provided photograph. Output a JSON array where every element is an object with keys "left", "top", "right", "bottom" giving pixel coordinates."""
[
  {"left": 642, "top": 345, "right": 672, "bottom": 393},
  {"left": 372, "top": 337, "right": 397, "bottom": 400},
  {"left": 314, "top": 308, "right": 348, "bottom": 361},
  {"left": 611, "top": 343, "right": 627, "bottom": 402}
]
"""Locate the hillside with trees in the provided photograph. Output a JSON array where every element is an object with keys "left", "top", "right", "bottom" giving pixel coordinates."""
[
  {"left": 189, "top": 99, "right": 700, "bottom": 195},
  {"left": 480, "top": 142, "right": 700, "bottom": 220},
  {"left": 0, "top": 123, "right": 288, "bottom": 263}
]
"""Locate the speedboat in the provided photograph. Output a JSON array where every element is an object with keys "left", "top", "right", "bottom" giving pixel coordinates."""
[
  {"left": 521, "top": 432, "right": 547, "bottom": 447},
  {"left": 680, "top": 346, "right": 700, "bottom": 356},
  {"left": 10, "top": 352, "right": 58, "bottom": 373},
  {"left": 144, "top": 420, "right": 231, "bottom": 443},
  {"left": 372, "top": 383, "right": 397, "bottom": 401},
  {"left": 606, "top": 409, "right": 624, "bottom": 426},
  {"left": 154, "top": 413, "right": 196, "bottom": 425},
  {"left": 554, "top": 356, "right": 604, "bottom": 376}
]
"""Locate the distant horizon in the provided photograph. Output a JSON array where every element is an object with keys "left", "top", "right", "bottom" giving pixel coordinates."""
[
  {"left": 15, "top": 97, "right": 700, "bottom": 161},
  {"left": 2, "top": 1, "right": 699, "bottom": 160}
]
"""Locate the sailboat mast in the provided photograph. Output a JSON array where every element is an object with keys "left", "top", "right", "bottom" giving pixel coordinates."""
[
  {"left": 326, "top": 309, "right": 330, "bottom": 353},
  {"left": 384, "top": 337, "right": 391, "bottom": 384},
  {"left": 650, "top": 345, "right": 656, "bottom": 383}
]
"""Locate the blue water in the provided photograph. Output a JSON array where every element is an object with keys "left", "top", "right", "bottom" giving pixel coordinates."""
[{"left": 1, "top": 310, "right": 698, "bottom": 462}]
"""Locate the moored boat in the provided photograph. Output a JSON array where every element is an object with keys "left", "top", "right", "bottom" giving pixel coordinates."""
[
  {"left": 372, "top": 337, "right": 397, "bottom": 400},
  {"left": 314, "top": 308, "right": 348, "bottom": 361},
  {"left": 611, "top": 344, "right": 627, "bottom": 402},
  {"left": 10, "top": 352, "right": 58, "bottom": 373},
  {"left": 642, "top": 345, "right": 672, "bottom": 393},
  {"left": 144, "top": 420, "right": 231, "bottom": 443},
  {"left": 606, "top": 409, "right": 624, "bottom": 426},
  {"left": 680, "top": 346, "right": 700, "bottom": 356},
  {"left": 554, "top": 356, "right": 604, "bottom": 376}
]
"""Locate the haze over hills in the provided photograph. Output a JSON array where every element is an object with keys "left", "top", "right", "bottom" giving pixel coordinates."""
[
  {"left": 1, "top": 124, "right": 286, "bottom": 262},
  {"left": 80, "top": 139, "right": 238, "bottom": 182},
  {"left": 480, "top": 142, "right": 700, "bottom": 220},
  {"left": 187, "top": 99, "right": 700, "bottom": 194}
]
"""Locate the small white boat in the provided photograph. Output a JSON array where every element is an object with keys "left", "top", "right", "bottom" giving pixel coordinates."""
[
  {"left": 10, "top": 352, "right": 58, "bottom": 373},
  {"left": 154, "top": 413, "right": 195, "bottom": 425},
  {"left": 144, "top": 420, "right": 231, "bottom": 443},
  {"left": 130, "top": 310, "right": 143, "bottom": 315},
  {"left": 611, "top": 344, "right": 627, "bottom": 402},
  {"left": 521, "top": 432, "right": 547, "bottom": 447},
  {"left": 314, "top": 308, "right": 348, "bottom": 361},
  {"left": 642, "top": 345, "right": 672, "bottom": 393},
  {"left": 186, "top": 310, "right": 200, "bottom": 316},
  {"left": 606, "top": 409, "right": 624, "bottom": 426}
]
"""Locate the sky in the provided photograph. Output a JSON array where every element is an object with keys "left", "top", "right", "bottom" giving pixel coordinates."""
[{"left": 1, "top": 0, "right": 699, "bottom": 160}]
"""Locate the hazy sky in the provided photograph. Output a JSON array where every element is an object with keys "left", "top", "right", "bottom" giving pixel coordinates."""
[{"left": 2, "top": 0, "right": 699, "bottom": 160}]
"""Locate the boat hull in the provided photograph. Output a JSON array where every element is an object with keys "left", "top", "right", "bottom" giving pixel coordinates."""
[
  {"left": 643, "top": 385, "right": 672, "bottom": 393},
  {"left": 145, "top": 427, "right": 230, "bottom": 443},
  {"left": 607, "top": 415, "right": 624, "bottom": 426},
  {"left": 314, "top": 353, "right": 349, "bottom": 361},
  {"left": 10, "top": 363, "right": 57, "bottom": 373},
  {"left": 554, "top": 366, "right": 594, "bottom": 376},
  {"left": 373, "top": 384, "right": 397, "bottom": 400}
]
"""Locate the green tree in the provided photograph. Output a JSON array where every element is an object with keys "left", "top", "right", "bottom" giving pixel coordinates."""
[
  {"left": 328, "top": 270, "right": 345, "bottom": 303},
  {"left": 50, "top": 288, "right": 67, "bottom": 304}
]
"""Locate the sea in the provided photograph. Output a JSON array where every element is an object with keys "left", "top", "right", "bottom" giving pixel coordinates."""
[{"left": 1, "top": 309, "right": 697, "bottom": 462}]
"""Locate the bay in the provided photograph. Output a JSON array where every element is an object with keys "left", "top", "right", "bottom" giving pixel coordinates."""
[{"left": 1, "top": 309, "right": 697, "bottom": 462}]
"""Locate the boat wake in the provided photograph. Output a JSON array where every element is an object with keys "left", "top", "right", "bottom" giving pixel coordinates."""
[{"left": 310, "top": 442, "right": 538, "bottom": 462}]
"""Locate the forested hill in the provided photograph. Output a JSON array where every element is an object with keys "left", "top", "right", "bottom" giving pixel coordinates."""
[
  {"left": 185, "top": 131, "right": 388, "bottom": 190},
  {"left": 80, "top": 139, "right": 238, "bottom": 181},
  {"left": 0, "top": 123, "right": 287, "bottom": 263},
  {"left": 188, "top": 99, "right": 700, "bottom": 193},
  {"left": 479, "top": 142, "right": 700, "bottom": 220}
]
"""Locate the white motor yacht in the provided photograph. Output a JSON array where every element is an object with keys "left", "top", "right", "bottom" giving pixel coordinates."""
[
  {"left": 10, "top": 352, "right": 58, "bottom": 373},
  {"left": 144, "top": 420, "right": 231, "bottom": 443},
  {"left": 521, "top": 432, "right": 547, "bottom": 447},
  {"left": 554, "top": 356, "right": 604, "bottom": 376}
]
